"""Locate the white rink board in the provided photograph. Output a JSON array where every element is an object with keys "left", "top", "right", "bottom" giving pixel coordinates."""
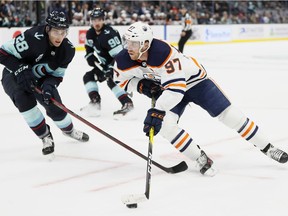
[{"left": 0, "top": 24, "right": 288, "bottom": 50}]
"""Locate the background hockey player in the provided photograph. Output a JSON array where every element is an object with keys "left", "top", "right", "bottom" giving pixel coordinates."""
[
  {"left": 0, "top": 11, "right": 89, "bottom": 157},
  {"left": 80, "top": 8, "right": 134, "bottom": 119},
  {"left": 114, "top": 21, "right": 288, "bottom": 176}
]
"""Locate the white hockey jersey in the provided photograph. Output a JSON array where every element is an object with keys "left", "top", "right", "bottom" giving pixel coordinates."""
[{"left": 114, "top": 39, "right": 207, "bottom": 111}]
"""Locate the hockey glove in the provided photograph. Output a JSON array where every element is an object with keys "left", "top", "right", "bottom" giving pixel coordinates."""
[
  {"left": 92, "top": 68, "right": 106, "bottom": 83},
  {"left": 85, "top": 54, "right": 97, "bottom": 67},
  {"left": 137, "top": 79, "right": 163, "bottom": 100},
  {"left": 143, "top": 108, "right": 166, "bottom": 136},
  {"left": 103, "top": 65, "right": 114, "bottom": 80},
  {"left": 41, "top": 80, "right": 56, "bottom": 105},
  {"left": 14, "top": 64, "right": 36, "bottom": 93}
]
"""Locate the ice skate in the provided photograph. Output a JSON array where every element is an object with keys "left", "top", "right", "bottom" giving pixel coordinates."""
[
  {"left": 42, "top": 131, "right": 55, "bottom": 161},
  {"left": 196, "top": 150, "right": 217, "bottom": 176},
  {"left": 113, "top": 102, "right": 135, "bottom": 120},
  {"left": 80, "top": 101, "right": 101, "bottom": 117},
  {"left": 261, "top": 143, "right": 288, "bottom": 163},
  {"left": 63, "top": 129, "right": 89, "bottom": 142}
]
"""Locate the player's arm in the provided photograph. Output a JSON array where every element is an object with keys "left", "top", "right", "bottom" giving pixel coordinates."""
[
  {"left": 84, "top": 30, "right": 97, "bottom": 67},
  {"left": 46, "top": 40, "right": 75, "bottom": 86},
  {"left": 0, "top": 47, "right": 22, "bottom": 72},
  {"left": 155, "top": 55, "right": 187, "bottom": 111},
  {"left": 0, "top": 31, "right": 37, "bottom": 92},
  {"left": 113, "top": 57, "right": 143, "bottom": 94},
  {"left": 0, "top": 31, "right": 33, "bottom": 71}
]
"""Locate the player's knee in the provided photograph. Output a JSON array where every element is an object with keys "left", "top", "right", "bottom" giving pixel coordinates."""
[
  {"left": 160, "top": 112, "right": 180, "bottom": 140},
  {"left": 13, "top": 90, "right": 36, "bottom": 112},
  {"left": 83, "top": 71, "right": 95, "bottom": 84},
  {"left": 218, "top": 105, "right": 246, "bottom": 130}
]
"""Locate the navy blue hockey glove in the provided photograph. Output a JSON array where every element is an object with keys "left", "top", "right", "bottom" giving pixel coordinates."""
[
  {"left": 85, "top": 54, "right": 97, "bottom": 67},
  {"left": 42, "top": 82, "right": 56, "bottom": 105},
  {"left": 143, "top": 108, "right": 166, "bottom": 136},
  {"left": 103, "top": 65, "right": 113, "bottom": 80},
  {"left": 14, "top": 64, "right": 36, "bottom": 92},
  {"left": 92, "top": 68, "right": 106, "bottom": 83},
  {"left": 137, "top": 79, "right": 163, "bottom": 100}
]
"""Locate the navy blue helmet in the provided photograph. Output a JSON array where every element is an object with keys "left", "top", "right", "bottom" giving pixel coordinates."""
[
  {"left": 46, "top": 11, "right": 69, "bottom": 29},
  {"left": 90, "top": 8, "right": 105, "bottom": 19}
]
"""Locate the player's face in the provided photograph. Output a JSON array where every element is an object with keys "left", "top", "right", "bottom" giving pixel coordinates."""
[
  {"left": 91, "top": 18, "right": 104, "bottom": 32},
  {"left": 48, "top": 28, "right": 68, "bottom": 47},
  {"left": 126, "top": 40, "right": 141, "bottom": 60}
]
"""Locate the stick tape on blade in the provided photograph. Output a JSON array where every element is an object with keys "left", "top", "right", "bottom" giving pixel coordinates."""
[{"left": 121, "top": 194, "right": 147, "bottom": 204}]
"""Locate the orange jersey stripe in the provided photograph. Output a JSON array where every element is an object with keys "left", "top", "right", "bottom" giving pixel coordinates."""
[
  {"left": 165, "top": 83, "right": 186, "bottom": 89},
  {"left": 191, "top": 57, "right": 202, "bottom": 69},
  {"left": 119, "top": 80, "right": 128, "bottom": 88},
  {"left": 199, "top": 70, "right": 206, "bottom": 78}
]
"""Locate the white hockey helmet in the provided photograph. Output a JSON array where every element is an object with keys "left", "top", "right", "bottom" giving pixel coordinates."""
[{"left": 123, "top": 21, "right": 153, "bottom": 53}]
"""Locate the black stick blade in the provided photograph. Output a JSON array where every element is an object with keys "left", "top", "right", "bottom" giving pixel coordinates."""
[{"left": 164, "top": 161, "right": 188, "bottom": 174}]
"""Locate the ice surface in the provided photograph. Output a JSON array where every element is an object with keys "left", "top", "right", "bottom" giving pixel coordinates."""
[{"left": 1, "top": 41, "right": 288, "bottom": 216}]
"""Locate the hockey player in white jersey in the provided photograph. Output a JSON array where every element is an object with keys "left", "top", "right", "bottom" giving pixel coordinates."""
[{"left": 113, "top": 22, "right": 288, "bottom": 176}]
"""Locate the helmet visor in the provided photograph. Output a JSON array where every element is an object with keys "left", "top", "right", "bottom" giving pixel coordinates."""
[
  {"left": 126, "top": 40, "right": 140, "bottom": 50},
  {"left": 123, "top": 35, "right": 140, "bottom": 50}
]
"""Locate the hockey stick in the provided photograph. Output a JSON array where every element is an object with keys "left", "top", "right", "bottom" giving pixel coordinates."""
[
  {"left": 34, "top": 87, "right": 188, "bottom": 174},
  {"left": 144, "top": 97, "right": 156, "bottom": 200},
  {"left": 122, "top": 97, "right": 156, "bottom": 207}
]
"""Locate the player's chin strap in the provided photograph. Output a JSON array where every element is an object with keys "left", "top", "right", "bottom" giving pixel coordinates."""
[
  {"left": 33, "top": 86, "right": 188, "bottom": 174},
  {"left": 137, "top": 43, "right": 150, "bottom": 60}
]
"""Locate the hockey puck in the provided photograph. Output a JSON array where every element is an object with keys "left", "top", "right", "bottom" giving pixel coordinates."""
[{"left": 126, "top": 203, "right": 138, "bottom": 208}]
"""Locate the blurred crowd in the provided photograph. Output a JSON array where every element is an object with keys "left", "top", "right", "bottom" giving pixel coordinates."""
[
  {"left": 0, "top": 0, "right": 36, "bottom": 27},
  {"left": 1, "top": 0, "right": 288, "bottom": 28}
]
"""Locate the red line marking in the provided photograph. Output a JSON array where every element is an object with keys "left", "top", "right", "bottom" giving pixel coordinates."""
[{"left": 34, "top": 163, "right": 128, "bottom": 188}]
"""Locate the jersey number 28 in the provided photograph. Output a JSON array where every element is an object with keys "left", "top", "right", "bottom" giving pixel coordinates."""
[{"left": 15, "top": 34, "right": 29, "bottom": 53}]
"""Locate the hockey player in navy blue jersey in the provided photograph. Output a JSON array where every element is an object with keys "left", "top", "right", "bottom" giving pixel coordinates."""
[
  {"left": 80, "top": 8, "right": 133, "bottom": 119},
  {"left": 114, "top": 22, "right": 287, "bottom": 176},
  {"left": 0, "top": 11, "right": 89, "bottom": 158}
]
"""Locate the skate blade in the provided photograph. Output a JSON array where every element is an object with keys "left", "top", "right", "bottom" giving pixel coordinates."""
[
  {"left": 79, "top": 108, "right": 101, "bottom": 117},
  {"left": 113, "top": 110, "right": 137, "bottom": 121},
  {"left": 44, "top": 153, "right": 55, "bottom": 161},
  {"left": 204, "top": 167, "right": 218, "bottom": 177}
]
